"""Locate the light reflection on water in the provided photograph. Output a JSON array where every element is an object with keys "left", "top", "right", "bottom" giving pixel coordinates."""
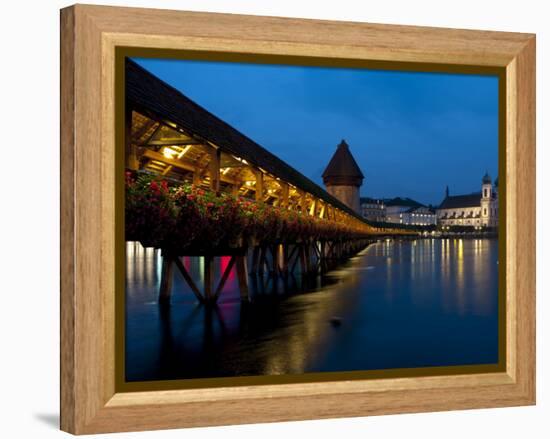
[{"left": 125, "top": 238, "right": 499, "bottom": 382}]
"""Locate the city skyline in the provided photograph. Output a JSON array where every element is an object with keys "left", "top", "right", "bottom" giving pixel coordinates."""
[{"left": 133, "top": 57, "right": 499, "bottom": 206}]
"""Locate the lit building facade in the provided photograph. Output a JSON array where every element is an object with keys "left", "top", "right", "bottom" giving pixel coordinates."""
[
  {"left": 385, "top": 197, "right": 437, "bottom": 225},
  {"left": 436, "top": 173, "right": 499, "bottom": 228},
  {"left": 360, "top": 197, "right": 386, "bottom": 222}
]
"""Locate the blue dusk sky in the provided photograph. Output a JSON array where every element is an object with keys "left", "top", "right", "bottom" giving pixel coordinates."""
[{"left": 132, "top": 57, "right": 499, "bottom": 206}]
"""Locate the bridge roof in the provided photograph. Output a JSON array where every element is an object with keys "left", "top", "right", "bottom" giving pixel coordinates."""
[{"left": 126, "top": 59, "right": 370, "bottom": 223}]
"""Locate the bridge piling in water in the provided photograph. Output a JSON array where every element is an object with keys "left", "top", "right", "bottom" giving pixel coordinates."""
[
  {"left": 158, "top": 254, "right": 173, "bottom": 304},
  {"left": 155, "top": 237, "right": 386, "bottom": 305},
  {"left": 235, "top": 255, "right": 249, "bottom": 302}
]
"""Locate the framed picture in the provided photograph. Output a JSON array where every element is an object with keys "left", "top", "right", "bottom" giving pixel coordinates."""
[{"left": 60, "top": 4, "right": 536, "bottom": 434}]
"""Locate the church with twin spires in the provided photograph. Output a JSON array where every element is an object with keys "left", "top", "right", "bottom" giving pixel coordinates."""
[{"left": 436, "top": 172, "right": 499, "bottom": 228}]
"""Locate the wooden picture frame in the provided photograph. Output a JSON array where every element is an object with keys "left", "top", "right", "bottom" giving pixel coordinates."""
[{"left": 60, "top": 4, "right": 536, "bottom": 434}]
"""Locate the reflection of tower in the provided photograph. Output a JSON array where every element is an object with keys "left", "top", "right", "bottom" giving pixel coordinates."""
[
  {"left": 480, "top": 171, "right": 493, "bottom": 227},
  {"left": 322, "top": 140, "right": 364, "bottom": 213}
]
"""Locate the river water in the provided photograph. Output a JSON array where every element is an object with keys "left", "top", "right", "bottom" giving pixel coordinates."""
[{"left": 125, "top": 238, "right": 499, "bottom": 382}]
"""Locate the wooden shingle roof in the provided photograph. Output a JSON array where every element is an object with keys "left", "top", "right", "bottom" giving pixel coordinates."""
[{"left": 322, "top": 140, "right": 364, "bottom": 186}]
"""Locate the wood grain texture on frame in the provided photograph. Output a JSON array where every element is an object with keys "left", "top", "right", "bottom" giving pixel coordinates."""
[{"left": 60, "top": 4, "right": 536, "bottom": 434}]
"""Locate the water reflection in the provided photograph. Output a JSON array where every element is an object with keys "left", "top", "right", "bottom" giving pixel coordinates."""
[{"left": 125, "top": 239, "right": 499, "bottom": 382}]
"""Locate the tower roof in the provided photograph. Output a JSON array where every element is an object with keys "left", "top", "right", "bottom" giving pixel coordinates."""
[
  {"left": 322, "top": 140, "right": 364, "bottom": 186},
  {"left": 482, "top": 171, "right": 492, "bottom": 184}
]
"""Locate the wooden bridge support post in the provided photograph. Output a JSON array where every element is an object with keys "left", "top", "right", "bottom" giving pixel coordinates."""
[
  {"left": 289, "top": 244, "right": 301, "bottom": 274},
  {"left": 159, "top": 254, "right": 174, "bottom": 303},
  {"left": 269, "top": 245, "right": 278, "bottom": 275},
  {"left": 236, "top": 254, "right": 249, "bottom": 302},
  {"left": 299, "top": 243, "right": 311, "bottom": 276},
  {"left": 319, "top": 241, "right": 326, "bottom": 274},
  {"left": 311, "top": 241, "right": 319, "bottom": 274},
  {"left": 298, "top": 244, "right": 305, "bottom": 275},
  {"left": 203, "top": 255, "right": 214, "bottom": 303},
  {"left": 250, "top": 246, "right": 260, "bottom": 275},
  {"left": 281, "top": 244, "right": 289, "bottom": 277},
  {"left": 331, "top": 241, "right": 338, "bottom": 269},
  {"left": 258, "top": 246, "right": 268, "bottom": 276},
  {"left": 324, "top": 241, "right": 331, "bottom": 271}
]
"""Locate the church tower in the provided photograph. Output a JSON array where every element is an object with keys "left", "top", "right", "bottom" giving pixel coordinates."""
[
  {"left": 322, "top": 140, "right": 364, "bottom": 213},
  {"left": 480, "top": 171, "right": 493, "bottom": 226}
]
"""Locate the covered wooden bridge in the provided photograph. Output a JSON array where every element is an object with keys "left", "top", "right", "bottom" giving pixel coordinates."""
[{"left": 125, "top": 59, "right": 412, "bottom": 304}]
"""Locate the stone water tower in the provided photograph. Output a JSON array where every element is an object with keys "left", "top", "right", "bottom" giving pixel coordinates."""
[{"left": 322, "top": 140, "right": 364, "bottom": 213}]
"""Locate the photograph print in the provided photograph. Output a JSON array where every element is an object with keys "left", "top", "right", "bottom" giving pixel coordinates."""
[{"left": 123, "top": 55, "right": 501, "bottom": 386}]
